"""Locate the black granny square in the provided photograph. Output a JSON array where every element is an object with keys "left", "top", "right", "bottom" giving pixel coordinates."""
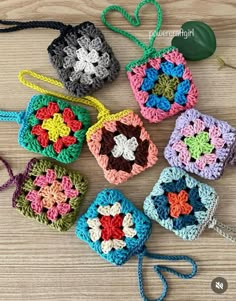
[{"left": 48, "top": 22, "right": 120, "bottom": 97}]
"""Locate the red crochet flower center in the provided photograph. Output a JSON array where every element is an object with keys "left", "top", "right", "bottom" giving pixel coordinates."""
[
  {"left": 31, "top": 102, "right": 83, "bottom": 153},
  {"left": 100, "top": 214, "right": 124, "bottom": 241}
]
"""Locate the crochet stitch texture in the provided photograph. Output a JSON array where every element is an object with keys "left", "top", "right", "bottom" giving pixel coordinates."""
[
  {"left": 127, "top": 48, "right": 198, "bottom": 122},
  {"left": 48, "top": 22, "right": 120, "bottom": 97},
  {"left": 76, "top": 189, "right": 152, "bottom": 266},
  {"left": 76, "top": 188, "right": 198, "bottom": 301},
  {"left": 101, "top": 0, "right": 198, "bottom": 123},
  {"left": 14, "top": 158, "right": 88, "bottom": 231},
  {"left": 144, "top": 167, "right": 218, "bottom": 240},
  {"left": 17, "top": 70, "right": 158, "bottom": 184},
  {"left": 17, "top": 94, "right": 90, "bottom": 163},
  {"left": 86, "top": 110, "right": 158, "bottom": 184},
  {"left": 164, "top": 109, "right": 236, "bottom": 180}
]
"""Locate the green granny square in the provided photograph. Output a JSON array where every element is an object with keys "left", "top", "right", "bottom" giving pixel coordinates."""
[
  {"left": 15, "top": 158, "right": 88, "bottom": 231},
  {"left": 19, "top": 94, "right": 90, "bottom": 163}
]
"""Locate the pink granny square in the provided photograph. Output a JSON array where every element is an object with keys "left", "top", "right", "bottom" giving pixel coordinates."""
[{"left": 127, "top": 47, "right": 198, "bottom": 123}]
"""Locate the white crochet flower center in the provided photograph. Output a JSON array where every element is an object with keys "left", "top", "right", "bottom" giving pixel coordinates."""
[
  {"left": 63, "top": 34, "right": 111, "bottom": 84},
  {"left": 111, "top": 134, "right": 138, "bottom": 161}
]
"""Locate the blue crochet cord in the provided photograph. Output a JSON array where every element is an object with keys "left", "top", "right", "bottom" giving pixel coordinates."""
[
  {"left": 0, "top": 111, "right": 25, "bottom": 124},
  {"left": 137, "top": 248, "right": 198, "bottom": 301}
]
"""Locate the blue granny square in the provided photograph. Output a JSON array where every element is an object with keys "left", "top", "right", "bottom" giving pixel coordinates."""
[
  {"left": 76, "top": 189, "right": 151, "bottom": 266},
  {"left": 143, "top": 167, "right": 218, "bottom": 240}
]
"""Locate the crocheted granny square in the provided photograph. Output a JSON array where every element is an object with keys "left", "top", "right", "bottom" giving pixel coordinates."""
[
  {"left": 18, "top": 94, "right": 90, "bottom": 163},
  {"left": 48, "top": 22, "right": 120, "bottom": 97},
  {"left": 164, "top": 109, "right": 236, "bottom": 180},
  {"left": 127, "top": 48, "right": 198, "bottom": 123},
  {"left": 86, "top": 110, "right": 158, "bottom": 184},
  {"left": 144, "top": 167, "right": 218, "bottom": 240},
  {"left": 76, "top": 189, "right": 151, "bottom": 265},
  {"left": 14, "top": 158, "right": 88, "bottom": 231}
]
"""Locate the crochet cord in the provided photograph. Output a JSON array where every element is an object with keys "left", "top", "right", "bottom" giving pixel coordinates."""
[
  {"left": 230, "top": 156, "right": 236, "bottom": 165},
  {"left": 101, "top": 0, "right": 162, "bottom": 53},
  {"left": 229, "top": 144, "right": 236, "bottom": 166},
  {"left": 0, "top": 156, "right": 21, "bottom": 206},
  {"left": 0, "top": 20, "right": 68, "bottom": 33},
  {"left": 0, "top": 111, "right": 25, "bottom": 124},
  {"left": 208, "top": 218, "right": 236, "bottom": 243},
  {"left": 137, "top": 249, "right": 197, "bottom": 301},
  {"left": 0, "top": 157, "right": 14, "bottom": 189},
  {"left": 0, "top": 157, "right": 35, "bottom": 207},
  {"left": 18, "top": 70, "right": 110, "bottom": 119}
]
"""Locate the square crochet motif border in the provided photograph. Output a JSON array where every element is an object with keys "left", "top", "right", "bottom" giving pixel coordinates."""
[
  {"left": 86, "top": 110, "right": 158, "bottom": 184},
  {"left": 18, "top": 94, "right": 90, "bottom": 163},
  {"left": 48, "top": 21, "right": 120, "bottom": 97},
  {"left": 164, "top": 109, "right": 236, "bottom": 180},
  {"left": 14, "top": 158, "right": 88, "bottom": 231},
  {"left": 127, "top": 47, "right": 198, "bottom": 123},
  {"left": 143, "top": 167, "right": 218, "bottom": 240},
  {"left": 76, "top": 189, "right": 151, "bottom": 266}
]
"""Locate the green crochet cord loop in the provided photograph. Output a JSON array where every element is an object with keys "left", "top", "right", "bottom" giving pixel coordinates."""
[{"left": 101, "top": 0, "right": 163, "bottom": 52}]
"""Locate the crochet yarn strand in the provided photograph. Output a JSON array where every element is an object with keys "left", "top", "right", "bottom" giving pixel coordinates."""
[
  {"left": 0, "top": 20, "right": 68, "bottom": 33},
  {"left": 230, "top": 156, "right": 236, "bottom": 165},
  {"left": 0, "top": 156, "right": 35, "bottom": 207},
  {"left": 0, "top": 111, "right": 25, "bottom": 124},
  {"left": 229, "top": 145, "right": 236, "bottom": 166},
  {"left": 18, "top": 70, "right": 110, "bottom": 119},
  {"left": 101, "top": 0, "right": 162, "bottom": 53},
  {"left": 137, "top": 248, "right": 197, "bottom": 301},
  {"left": 0, "top": 157, "right": 15, "bottom": 190},
  {"left": 208, "top": 218, "right": 236, "bottom": 243}
]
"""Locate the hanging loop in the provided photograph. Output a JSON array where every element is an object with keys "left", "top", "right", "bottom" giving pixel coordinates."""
[
  {"left": 137, "top": 248, "right": 197, "bottom": 301},
  {"left": 0, "top": 20, "right": 69, "bottom": 33},
  {"left": 0, "top": 156, "right": 23, "bottom": 207},
  {"left": 0, "top": 111, "right": 25, "bottom": 124},
  {"left": 18, "top": 70, "right": 110, "bottom": 119},
  {"left": 228, "top": 143, "right": 236, "bottom": 166},
  {"left": 0, "top": 157, "right": 36, "bottom": 207},
  {"left": 101, "top": 0, "right": 163, "bottom": 52},
  {"left": 208, "top": 218, "right": 236, "bottom": 243}
]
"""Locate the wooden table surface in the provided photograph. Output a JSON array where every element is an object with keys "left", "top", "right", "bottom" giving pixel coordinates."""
[{"left": 0, "top": 0, "right": 235, "bottom": 300}]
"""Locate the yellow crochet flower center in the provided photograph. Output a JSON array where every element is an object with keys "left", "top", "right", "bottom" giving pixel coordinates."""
[{"left": 42, "top": 113, "right": 71, "bottom": 142}]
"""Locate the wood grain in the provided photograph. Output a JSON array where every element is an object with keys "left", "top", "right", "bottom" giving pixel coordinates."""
[{"left": 0, "top": 0, "right": 235, "bottom": 300}]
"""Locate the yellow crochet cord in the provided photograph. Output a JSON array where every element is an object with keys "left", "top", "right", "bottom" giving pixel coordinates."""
[
  {"left": 18, "top": 70, "right": 132, "bottom": 141},
  {"left": 18, "top": 70, "right": 110, "bottom": 119},
  {"left": 86, "top": 109, "right": 132, "bottom": 140}
]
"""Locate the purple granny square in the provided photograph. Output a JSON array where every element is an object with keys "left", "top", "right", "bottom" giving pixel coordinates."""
[{"left": 164, "top": 109, "right": 236, "bottom": 180}]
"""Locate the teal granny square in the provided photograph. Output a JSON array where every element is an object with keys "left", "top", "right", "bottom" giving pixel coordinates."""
[
  {"left": 144, "top": 167, "right": 218, "bottom": 240},
  {"left": 76, "top": 189, "right": 151, "bottom": 266},
  {"left": 18, "top": 94, "right": 90, "bottom": 164}
]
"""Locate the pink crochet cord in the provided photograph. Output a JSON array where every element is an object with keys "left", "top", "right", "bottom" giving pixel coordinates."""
[{"left": 0, "top": 157, "right": 36, "bottom": 207}]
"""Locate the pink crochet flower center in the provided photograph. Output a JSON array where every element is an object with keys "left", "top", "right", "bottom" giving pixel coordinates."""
[{"left": 26, "top": 169, "right": 79, "bottom": 220}]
